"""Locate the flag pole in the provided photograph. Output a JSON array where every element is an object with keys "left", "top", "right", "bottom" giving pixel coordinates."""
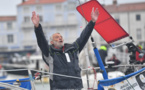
[{"left": 91, "top": 37, "right": 108, "bottom": 80}]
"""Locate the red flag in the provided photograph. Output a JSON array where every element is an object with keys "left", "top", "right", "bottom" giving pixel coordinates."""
[{"left": 77, "top": 0, "right": 129, "bottom": 44}]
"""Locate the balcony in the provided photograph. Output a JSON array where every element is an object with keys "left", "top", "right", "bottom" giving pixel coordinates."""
[
  {"left": 21, "top": 22, "right": 49, "bottom": 30},
  {"left": 22, "top": 40, "right": 37, "bottom": 47},
  {"left": 21, "top": 20, "right": 78, "bottom": 29},
  {"left": 21, "top": 22, "right": 33, "bottom": 29},
  {"left": 49, "top": 19, "right": 78, "bottom": 27},
  {"left": 67, "top": 19, "right": 78, "bottom": 25},
  {"left": 0, "top": 46, "right": 8, "bottom": 52}
]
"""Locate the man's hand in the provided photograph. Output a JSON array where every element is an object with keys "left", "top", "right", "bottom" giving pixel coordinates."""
[
  {"left": 91, "top": 7, "right": 99, "bottom": 23},
  {"left": 31, "top": 11, "right": 40, "bottom": 28}
]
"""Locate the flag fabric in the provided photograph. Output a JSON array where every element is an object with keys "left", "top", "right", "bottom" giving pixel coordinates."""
[{"left": 77, "top": 0, "right": 129, "bottom": 44}]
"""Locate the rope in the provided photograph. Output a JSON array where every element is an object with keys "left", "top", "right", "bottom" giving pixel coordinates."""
[
  {"left": 126, "top": 80, "right": 135, "bottom": 90},
  {"left": 32, "top": 69, "right": 100, "bottom": 82},
  {"left": 0, "top": 82, "right": 27, "bottom": 90},
  {"left": 92, "top": 67, "right": 97, "bottom": 89},
  {"left": 1, "top": 67, "right": 144, "bottom": 90},
  {"left": 32, "top": 69, "right": 83, "bottom": 80},
  {"left": 1, "top": 65, "right": 144, "bottom": 82},
  {"left": 124, "top": 76, "right": 135, "bottom": 90},
  {"left": 88, "top": 67, "right": 98, "bottom": 90},
  {"left": 0, "top": 69, "right": 29, "bottom": 72},
  {"left": 1, "top": 65, "right": 144, "bottom": 72}
]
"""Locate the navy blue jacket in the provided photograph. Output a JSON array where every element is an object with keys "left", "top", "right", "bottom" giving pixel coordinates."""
[{"left": 34, "top": 21, "right": 95, "bottom": 89}]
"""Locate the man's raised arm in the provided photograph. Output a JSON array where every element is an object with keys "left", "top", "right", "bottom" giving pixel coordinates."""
[
  {"left": 31, "top": 11, "right": 49, "bottom": 57},
  {"left": 74, "top": 8, "right": 99, "bottom": 52}
]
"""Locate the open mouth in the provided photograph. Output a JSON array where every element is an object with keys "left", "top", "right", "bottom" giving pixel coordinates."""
[{"left": 59, "top": 41, "right": 63, "bottom": 43}]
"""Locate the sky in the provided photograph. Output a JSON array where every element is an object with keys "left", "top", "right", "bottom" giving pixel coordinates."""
[{"left": 0, "top": 0, "right": 145, "bottom": 16}]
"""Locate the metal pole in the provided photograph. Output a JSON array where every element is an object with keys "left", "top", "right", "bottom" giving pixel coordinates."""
[
  {"left": 28, "top": 69, "right": 35, "bottom": 90},
  {"left": 91, "top": 37, "right": 108, "bottom": 79},
  {"left": 128, "top": 12, "right": 130, "bottom": 35},
  {"left": 84, "top": 45, "right": 91, "bottom": 67},
  {"left": 93, "top": 48, "right": 108, "bottom": 79},
  {"left": 84, "top": 45, "right": 90, "bottom": 89},
  {"left": 77, "top": 0, "right": 91, "bottom": 88}
]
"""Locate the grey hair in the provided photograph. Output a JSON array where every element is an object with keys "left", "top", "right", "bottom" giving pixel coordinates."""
[
  {"left": 50, "top": 35, "right": 53, "bottom": 42},
  {"left": 50, "top": 32, "right": 60, "bottom": 42}
]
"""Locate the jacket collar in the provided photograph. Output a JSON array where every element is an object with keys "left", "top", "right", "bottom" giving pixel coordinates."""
[
  {"left": 50, "top": 45, "right": 62, "bottom": 52},
  {"left": 50, "top": 43, "right": 75, "bottom": 53}
]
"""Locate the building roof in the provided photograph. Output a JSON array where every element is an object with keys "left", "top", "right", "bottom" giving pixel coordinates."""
[
  {"left": 0, "top": 16, "right": 16, "bottom": 21},
  {"left": 104, "top": 2, "right": 145, "bottom": 13},
  {"left": 18, "top": 0, "right": 145, "bottom": 12},
  {"left": 18, "top": 0, "right": 66, "bottom": 6}
]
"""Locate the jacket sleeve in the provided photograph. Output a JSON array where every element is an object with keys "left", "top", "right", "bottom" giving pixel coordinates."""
[
  {"left": 73, "top": 20, "right": 95, "bottom": 53},
  {"left": 34, "top": 24, "right": 49, "bottom": 57}
]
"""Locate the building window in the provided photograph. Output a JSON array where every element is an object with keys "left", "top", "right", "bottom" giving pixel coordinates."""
[
  {"left": 64, "top": 5, "right": 67, "bottom": 11},
  {"left": 7, "top": 34, "right": 14, "bottom": 43},
  {"left": 68, "top": 26, "right": 77, "bottom": 39},
  {"left": 68, "top": 13, "right": 76, "bottom": 21},
  {"left": 23, "top": 7, "right": 29, "bottom": 13},
  {"left": 136, "top": 14, "right": 141, "bottom": 21},
  {"left": 7, "top": 22, "right": 12, "bottom": 29},
  {"left": 136, "top": 29, "right": 142, "bottom": 40},
  {"left": 55, "top": 4, "right": 62, "bottom": 11},
  {"left": 24, "top": 46, "right": 33, "bottom": 49},
  {"left": 24, "top": 16, "right": 30, "bottom": 22},
  {"left": 55, "top": 14, "right": 63, "bottom": 21},
  {"left": 36, "top": 6, "right": 42, "bottom": 12},
  {"left": 0, "top": 24, "right": 2, "bottom": 30},
  {"left": 68, "top": 2, "right": 76, "bottom": 10},
  {"left": 115, "top": 18, "right": 120, "bottom": 24},
  {"left": 39, "top": 16, "right": 43, "bottom": 22}
]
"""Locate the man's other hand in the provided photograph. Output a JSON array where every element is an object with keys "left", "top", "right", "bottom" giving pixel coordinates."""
[
  {"left": 31, "top": 11, "right": 40, "bottom": 28},
  {"left": 91, "top": 7, "right": 99, "bottom": 23}
]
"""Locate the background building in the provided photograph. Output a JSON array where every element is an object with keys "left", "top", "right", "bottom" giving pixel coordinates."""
[
  {"left": 92, "top": 0, "right": 145, "bottom": 49},
  {"left": 17, "top": 0, "right": 82, "bottom": 53},
  {"left": 0, "top": 16, "right": 19, "bottom": 52},
  {"left": 0, "top": 0, "right": 145, "bottom": 54}
]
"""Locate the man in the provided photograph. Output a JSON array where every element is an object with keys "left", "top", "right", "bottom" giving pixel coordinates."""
[
  {"left": 98, "top": 45, "right": 108, "bottom": 66},
  {"left": 108, "top": 54, "right": 121, "bottom": 66},
  {"left": 136, "top": 45, "right": 145, "bottom": 63},
  {"left": 31, "top": 8, "right": 99, "bottom": 89}
]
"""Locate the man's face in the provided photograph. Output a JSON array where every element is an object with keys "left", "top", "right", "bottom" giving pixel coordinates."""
[{"left": 51, "top": 33, "right": 64, "bottom": 48}]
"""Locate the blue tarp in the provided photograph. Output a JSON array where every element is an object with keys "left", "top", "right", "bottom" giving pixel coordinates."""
[
  {"left": 98, "top": 67, "right": 145, "bottom": 90},
  {"left": 0, "top": 78, "right": 32, "bottom": 90}
]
